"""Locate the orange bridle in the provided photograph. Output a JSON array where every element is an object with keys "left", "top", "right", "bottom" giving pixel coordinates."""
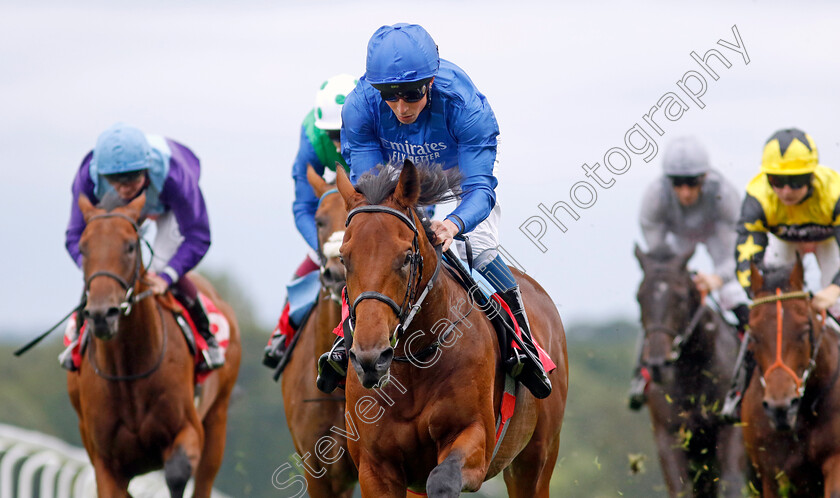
[{"left": 751, "top": 289, "right": 824, "bottom": 396}]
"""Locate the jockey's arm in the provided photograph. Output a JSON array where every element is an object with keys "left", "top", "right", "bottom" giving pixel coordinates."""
[
  {"left": 157, "top": 161, "right": 211, "bottom": 286},
  {"left": 638, "top": 179, "right": 673, "bottom": 251},
  {"left": 812, "top": 216, "right": 840, "bottom": 311},
  {"left": 444, "top": 95, "right": 499, "bottom": 235},
  {"left": 66, "top": 153, "right": 97, "bottom": 267},
  {"left": 292, "top": 124, "right": 326, "bottom": 252},
  {"left": 735, "top": 194, "right": 769, "bottom": 294},
  {"left": 341, "top": 89, "right": 387, "bottom": 184}
]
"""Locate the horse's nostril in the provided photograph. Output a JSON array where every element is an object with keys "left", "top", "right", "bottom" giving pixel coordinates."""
[
  {"left": 83, "top": 309, "right": 92, "bottom": 318},
  {"left": 106, "top": 307, "right": 121, "bottom": 318},
  {"left": 762, "top": 400, "right": 769, "bottom": 410}
]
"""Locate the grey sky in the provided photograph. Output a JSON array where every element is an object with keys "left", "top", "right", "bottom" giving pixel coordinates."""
[{"left": 1, "top": 0, "right": 839, "bottom": 336}]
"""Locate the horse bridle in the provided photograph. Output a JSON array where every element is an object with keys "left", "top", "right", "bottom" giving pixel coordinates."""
[
  {"left": 83, "top": 212, "right": 154, "bottom": 315},
  {"left": 84, "top": 212, "right": 164, "bottom": 381},
  {"left": 344, "top": 205, "right": 442, "bottom": 347},
  {"left": 750, "top": 289, "right": 824, "bottom": 398},
  {"left": 316, "top": 188, "right": 344, "bottom": 304},
  {"left": 641, "top": 279, "right": 708, "bottom": 364}
]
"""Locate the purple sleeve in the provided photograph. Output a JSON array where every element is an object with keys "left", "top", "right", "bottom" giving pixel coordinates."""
[
  {"left": 157, "top": 140, "right": 211, "bottom": 284},
  {"left": 65, "top": 153, "right": 98, "bottom": 267}
]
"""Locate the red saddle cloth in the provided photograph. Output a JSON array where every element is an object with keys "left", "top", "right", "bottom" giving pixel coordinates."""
[{"left": 64, "top": 292, "right": 229, "bottom": 385}]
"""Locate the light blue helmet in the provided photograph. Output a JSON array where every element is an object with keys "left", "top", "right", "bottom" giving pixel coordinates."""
[
  {"left": 92, "top": 123, "right": 151, "bottom": 175},
  {"left": 365, "top": 23, "right": 439, "bottom": 87}
]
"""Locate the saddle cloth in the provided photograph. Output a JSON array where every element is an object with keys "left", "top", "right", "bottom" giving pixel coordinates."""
[{"left": 63, "top": 292, "right": 229, "bottom": 385}]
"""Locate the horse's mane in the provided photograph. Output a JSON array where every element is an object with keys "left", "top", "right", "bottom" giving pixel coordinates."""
[{"left": 355, "top": 163, "right": 462, "bottom": 240}]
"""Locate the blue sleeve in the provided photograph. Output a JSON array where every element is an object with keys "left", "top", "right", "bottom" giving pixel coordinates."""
[
  {"left": 445, "top": 95, "right": 499, "bottom": 234},
  {"left": 342, "top": 86, "right": 387, "bottom": 183},
  {"left": 65, "top": 153, "right": 98, "bottom": 267},
  {"left": 157, "top": 141, "right": 211, "bottom": 284},
  {"left": 292, "top": 124, "right": 324, "bottom": 252}
]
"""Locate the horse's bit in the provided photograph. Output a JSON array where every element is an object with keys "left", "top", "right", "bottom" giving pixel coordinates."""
[{"left": 344, "top": 205, "right": 441, "bottom": 347}]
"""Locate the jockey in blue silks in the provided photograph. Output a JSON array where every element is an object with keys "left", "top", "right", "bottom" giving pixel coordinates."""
[
  {"left": 62, "top": 123, "right": 224, "bottom": 372},
  {"left": 315, "top": 23, "right": 552, "bottom": 399},
  {"left": 262, "top": 74, "right": 359, "bottom": 371}
]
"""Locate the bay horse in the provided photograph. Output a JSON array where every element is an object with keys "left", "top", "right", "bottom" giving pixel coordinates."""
[
  {"left": 634, "top": 245, "right": 747, "bottom": 497},
  {"left": 280, "top": 165, "right": 357, "bottom": 497},
  {"left": 334, "top": 160, "right": 568, "bottom": 497},
  {"left": 67, "top": 193, "right": 241, "bottom": 497},
  {"left": 742, "top": 257, "right": 840, "bottom": 497}
]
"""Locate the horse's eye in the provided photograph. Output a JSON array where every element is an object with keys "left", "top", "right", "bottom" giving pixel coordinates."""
[
  {"left": 315, "top": 218, "right": 325, "bottom": 229},
  {"left": 403, "top": 254, "right": 413, "bottom": 267},
  {"left": 339, "top": 255, "right": 345, "bottom": 265},
  {"left": 126, "top": 242, "right": 136, "bottom": 254}
]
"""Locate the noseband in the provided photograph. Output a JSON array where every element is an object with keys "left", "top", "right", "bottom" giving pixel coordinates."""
[
  {"left": 344, "top": 205, "right": 441, "bottom": 346},
  {"left": 750, "top": 289, "right": 823, "bottom": 397},
  {"left": 641, "top": 280, "right": 708, "bottom": 364},
  {"left": 84, "top": 212, "right": 152, "bottom": 315}
]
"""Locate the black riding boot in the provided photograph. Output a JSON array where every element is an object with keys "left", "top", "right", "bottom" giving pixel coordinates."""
[
  {"left": 721, "top": 334, "right": 754, "bottom": 423},
  {"left": 184, "top": 296, "right": 225, "bottom": 372},
  {"left": 263, "top": 300, "right": 290, "bottom": 369},
  {"left": 499, "top": 287, "right": 552, "bottom": 399},
  {"left": 627, "top": 331, "right": 647, "bottom": 411},
  {"left": 316, "top": 335, "right": 348, "bottom": 393}
]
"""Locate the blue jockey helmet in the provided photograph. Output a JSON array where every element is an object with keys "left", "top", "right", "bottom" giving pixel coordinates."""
[
  {"left": 365, "top": 23, "right": 439, "bottom": 87},
  {"left": 92, "top": 123, "right": 151, "bottom": 175}
]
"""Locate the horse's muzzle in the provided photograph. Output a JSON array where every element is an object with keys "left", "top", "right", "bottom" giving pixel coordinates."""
[
  {"left": 762, "top": 396, "right": 800, "bottom": 431},
  {"left": 84, "top": 305, "right": 121, "bottom": 340},
  {"left": 349, "top": 346, "right": 394, "bottom": 389}
]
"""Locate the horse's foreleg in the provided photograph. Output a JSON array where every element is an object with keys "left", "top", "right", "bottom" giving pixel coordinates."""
[
  {"left": 91, "top": 456, "right": 130, "bottom": 498},
  {"left": 192, "top": 398, "right": 231, "bottom": 498},
  {"left": 428, "top": 424, "right": 487, "bottom": 496},
  {"left": 163, "top": 423, "right": 203, "bottom": 498},
  {"left": 821, "top": 453, "right": 840, "bottom": 498},
  {"left": 503, "top": 432, "right": 560, "bottom": 498},
  {"left": 716, "top": 425, "right": 749, "bottom": 498},
  {"left": 357, "top": 458, "right": 405, "bottom": 498},
  {"left": 650, "top": 419, "right": 690, "bottom": 496}
]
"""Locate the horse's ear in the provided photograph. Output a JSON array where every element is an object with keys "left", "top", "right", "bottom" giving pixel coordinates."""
[
  {"left": 677, "top": 247, "right": 695, "bottom": 269},
  {"left": 78, "top": 194, "right": 97, "bottom": 222},
  {"left": 750, "top": 260, "right": 764, "bottom": 296},
  {"left": 123, "top": 193, "right": 146, "bottom": 221},
  {"left": 394, "top": 159, "right": 420, "bottom": 208},
  {"left": 791, "top": 251, "right": 805, "bottom": 290},
  {"left": 634, "top": 243, "right": 646, "bottom": 269},
  {"left": 336, "top": 165, "right": 364, "bottom": 210},
  {"left": 307, "top": 164, "right": 329, "bottom": 198}
]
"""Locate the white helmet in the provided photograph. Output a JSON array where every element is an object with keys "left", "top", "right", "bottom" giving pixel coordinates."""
[
  {"left": 314, "top": 74, "right": 358, "bottom": 131},
  {"left": 662, "top": 136, "right": 710, "bottom": 176}
]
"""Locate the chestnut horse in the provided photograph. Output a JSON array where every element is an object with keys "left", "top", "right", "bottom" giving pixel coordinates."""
[
  {"left": 68, "top": 193, "right": 241, "bottom": 497},
  {"left": 634, "top": 245, "right": 747, "bottom": 497},
  {"left": 334, "top": 161, "right": 568, "bottom": 497},
  {"left": 742, "top": 258, "right": 840, "bottom": 497},
  {"left": 280, "top": 166, "right": 357, "bottom": 497}
]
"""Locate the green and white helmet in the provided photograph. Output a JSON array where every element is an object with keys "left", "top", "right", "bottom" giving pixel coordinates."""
[{"left": 314, "top": 74, "right": 359, "bottom": 131}]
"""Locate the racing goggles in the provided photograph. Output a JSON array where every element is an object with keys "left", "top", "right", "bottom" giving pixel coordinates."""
[
  {"left": 668, "top": 175, "right": 704, "bottom": 187},
  {"left": 767, "top": 173, "right": 812, "bottom": 189},
  {"left": 103, "top": 170, "right": 146, "bottom": 186},
  {"left": 378, "top": 83, "right": 429, "bottom": 103}
]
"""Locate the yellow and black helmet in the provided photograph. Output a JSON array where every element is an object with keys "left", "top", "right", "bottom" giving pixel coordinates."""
[{"left": 760, "top": 128, "right": 819, "bottom": 175}]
